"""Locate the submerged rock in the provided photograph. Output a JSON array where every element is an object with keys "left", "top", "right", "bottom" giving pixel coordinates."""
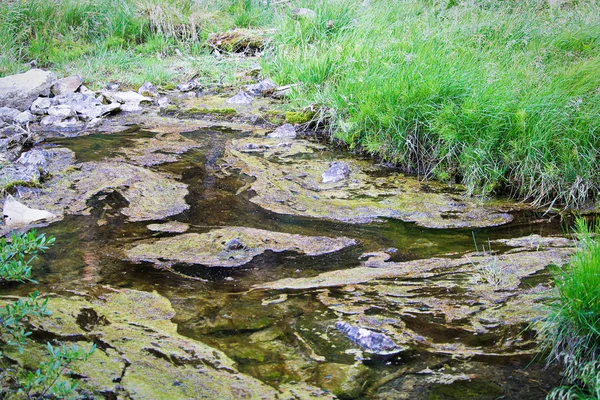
[
  {"left": 7, "top": 288, "right": 318, "bottom": 399},
  {"left": 223, "top": 138, "right": 514, "bottom": 228},
  {"left": 126, "top": 227, "right": 356, "bottom": 268},
  {"left": 316, "top": 362, "right": 370, "bottom": 398},
  {"left": 0, "top": 69, "right": 56, "bottom": 111},
  {"left": 117, "top": 132, "right": 201, "bottom": 166},
  {"left": 147, "top": 221, "right": 190, "bottom": 233},
  {"left": 335, "top": 322, "right": 401, "bottom": 355},
  {"left": 254, "top": 236, "right": 575, "bottom": 358}
]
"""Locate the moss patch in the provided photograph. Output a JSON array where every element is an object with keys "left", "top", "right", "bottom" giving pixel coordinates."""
[{"left": 284, "top": 111, "right": 315, "bottom": 124}]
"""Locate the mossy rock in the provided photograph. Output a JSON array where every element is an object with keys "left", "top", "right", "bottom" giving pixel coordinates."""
[
  {"left": 208, "top": 29, "right": 268, "bottom": 53},
  {"left": 284, "top": 111, "right": 315, "bottom": 124}
]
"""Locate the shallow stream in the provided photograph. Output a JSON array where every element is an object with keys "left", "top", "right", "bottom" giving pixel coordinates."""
[{"left": 5, "top": 121, "right": 569, "bottom": 399}]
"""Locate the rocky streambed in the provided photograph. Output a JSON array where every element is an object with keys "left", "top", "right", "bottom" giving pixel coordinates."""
[{"left": 0, "top": 70, "right": 572, "bottom": 399}]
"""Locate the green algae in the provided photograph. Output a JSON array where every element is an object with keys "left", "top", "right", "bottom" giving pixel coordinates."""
[
  {"left": 24, "top": 157, "right": 189, "bottom": 222},
  {"left": 6, "top": 288, "right": 332, "bottom": 399},
  {"left": 126, "top": 226, "right": 356, "bottom": 268},
  {"left": 223, "top": 137, "right": 515, "bottom": 229},
  {"left": 284, "top": 111, "right": 315, "bottom": 124}
]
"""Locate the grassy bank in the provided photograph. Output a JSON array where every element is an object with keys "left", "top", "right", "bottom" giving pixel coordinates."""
[
  {"left": 540, "top": 219, "right": 600, "bottom": 399},
  {"left": 1, "top": 0, "right": 599, "bottom": 209}
]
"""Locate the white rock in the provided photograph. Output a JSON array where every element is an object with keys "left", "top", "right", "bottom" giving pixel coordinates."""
[
  {"left": 51, "top": 75, "right": 83, "bottom": 96},
  {"left": 30, "top": 97, "right": 52, "bottom": 115},
  {"left": 13, "top": 111, "right": 35, "bottom": 125},
  {"left": 48, "top": 104, "right": 75, "bottom": 119},
  {"left": 0, "top": 107, "right": 20, "bottom": 122},
  {"left": 0, "top": 69, "right": 57, "bottom": 111},
  {"left": 3, "top": 195, "right": 56, "bottom": 226},
  {"left": 267, "top": 124, "right": 297, "bottom": 139}
]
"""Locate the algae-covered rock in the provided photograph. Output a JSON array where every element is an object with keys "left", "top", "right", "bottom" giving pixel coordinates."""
[
  {"left": 23, "top": 158, "right": 189, "bottom": 222},
  {"left": 147, "top": 221, "right": 190, "bottom": 233},
  {"left": 126, "top": 226, "right": 356, "bottom": 268},
  {"left": 223, "top": 138, "right": 513, "bottom": 229},
  {"left": 117, "top": 132, "right": 201, "bottom": 166},
  {"left": 10, "top": 288, "right": 324, "bottom": 399},
  {"left": 253, "top": 237, "right": 575, "bottom": 358},
  {"left": 316, "top": 362, "right": 370, "bottom": 398}
]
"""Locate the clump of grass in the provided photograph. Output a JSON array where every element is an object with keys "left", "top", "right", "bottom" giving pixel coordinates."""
[
  {"left": 263, "top": 0, "right": 600, "bottom": 208},
  {"left": 539, "top": 218, "right": 600, "bottom": 399}
]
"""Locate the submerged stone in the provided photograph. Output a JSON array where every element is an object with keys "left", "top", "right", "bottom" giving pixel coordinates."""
[
  {"left": 223, "top": 138, "right": 514, "bottom": 229},
  {"left": 335, "top": 321, "right": 401, "bottom": 355},
  {"left": 6, "top": 288, "right": 313, "bottom": 399},
  {"left": 126, "top": 227, "right": 356, "bottom": 268},
  {"left": 147, "top": 221, "right": 190, "bottom": 233}
]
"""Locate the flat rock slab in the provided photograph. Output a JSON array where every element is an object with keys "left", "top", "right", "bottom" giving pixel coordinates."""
[
  {"left": 253, "top": 235, "right": 575, "bottom": 358},
  {"left": 0, "top": 69, "right": 56, "bottom": 111},
  {"left": 147, "top": 221, "right": 190, "bottom": 233},
  {"left": 8, "top": 288, "right": 332, "bottom": 399},
  {"left": 117, "top": 132, "right": 201, "bottom": 166},
  {"left": 223, "top": 138, "right": 514, "bottom": 229},
  {"left": 20, "top": 152, "right": 189, "bottom": 222},
  {"left": 126, "top": 227, "right": 357, "bottom": 268}
]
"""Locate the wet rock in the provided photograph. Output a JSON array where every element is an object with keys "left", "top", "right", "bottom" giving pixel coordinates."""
[
  {"left": 224, "top": 138, "right": 514, "bottom": 228},
  {"left": 0, "top": 69, "right": 56, "bottom": 111},
  {"left": 0, "top": 107, "right": 20, "bottom": 123},
  {"left": 126, "top": 227, "right": 356, "bottom": 268},
  {"left": 225, "top": 90, "right": 254, "bottom": 105},
  {"left": 244, "top": 79, "right": 276, "bottom": 97},
  {"left": 13, "top": 110, "right": 35, "bottom": 125},
  {"left": 7, "top": 288, "right": 292, "bottom": 399},
  {"left": 30, "top": 97, "right": 51, "bottom": 115},
  {"left": 116, "top": 132, "right": 201, "bottom": 167},
  {"left": 267, "top": 123, "right": 296, "bottom": 139},
  {"left": 494, "top": 234, "right": 573, "bottom": 249},
  {"left": 0, "top": 126, "right": 27, "bottom": 161},
  {"left": 335, "top": 322, "right": 401, "bottom": 355},
  {"left": 208, "top": 29, "right": 266, "bottom": 53},
  {"left": 138, "top": 81, "right": 159, "bottom": 97},
  {"left": 176, "top": 80, "right": 200, "bottom": 92},
  {"left": 316, "top": 362, "right": 369, "bottom": 398},
  {"left": 51, "top": 75, "right": 83, "bottom": 96},
  {"left": 322, "top": 162, "right": 350, "bottom": 184},
  {"left": 2, "top": 195, "right": 55, "bottom": 226},
  {"left": 147, "top": 221, "right": 189, "bottom": 233},
  {"left": 23, "top": 160, "right": 189, "bottom": 222},
  {"left": 292, "top": 8, "right": 317, "bottom": 20}
]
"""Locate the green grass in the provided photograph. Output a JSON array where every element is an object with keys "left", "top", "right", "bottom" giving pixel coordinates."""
[
  {"left": 263, "top": 0, "right": 600, "bottom": 209},
  {"left": 1, "top": 0, "right": 599, "bottom": 208},
  {"left": 540, "top": 218, "right": 600, "bottom": 399}
]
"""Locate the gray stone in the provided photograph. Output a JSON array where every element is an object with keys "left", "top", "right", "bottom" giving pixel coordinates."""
[
  {"left": 101, "top": 90, "right": 152, "bottom": 105},
  {"left": 47, "top": 104, "right": 75, "bottom": 119},
  {"left": 50, "top": 93, "right": 119, "bottom": 121},
  {"left": 0, "top": 149, "right": 49, "bottom": 185},
  {"left": 244, "top": 79, "right": 276, "bottom": 97},
  {"left": 78, "top": 85, "right": 95, "bottom": 95},
  {"left": 335, "top": 322, "right": 401, "bottom": 355},
  {"left": 157, "top": 97, "right": 170, "bottom": 109},
  {"left": 138, "top": 82, "right": 159, "bottom": 97},
  {"left": 0, "top": 69, "right": 56, "bottom": 111},
  {"left": 30, "top": 97, "right": 51, "bottom": 115},
  {"left": 177, "top": 80, "right": 200, "bottom": 92},
  {"left": 40, "top": 115, "right": 63, "bottom": 127},
  {"left": 103, "top": 82, "right": 120, "bottom": 92},
  {"left": 291, "top": 8, "right": 317, "bottom": 20},
  {"left": 225, "top": 90, "right": 253, "bottom": 105},
  {"left": 13, "top": 110, "right": 35, "bottom": 125},
  {"left": 120, "top": 103, "right": 143, "bottom": 113},
  {"left": 322, "top": 162, "right": 351, "bottom": 184},
  {"left": 17, "top": 149, "right": 48, "bottom": 175},
  {"left": 0, "top": 107, "right": 20, "bottom": 123},
  {"left": 267, "top": 123, "right": 296, "bottom": 139},
  {"left": 87, "top": 117, "right": 103, "bottom": 129},
  {"left": 51, "top": 75, "right": 83, "bottom": 96}
]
